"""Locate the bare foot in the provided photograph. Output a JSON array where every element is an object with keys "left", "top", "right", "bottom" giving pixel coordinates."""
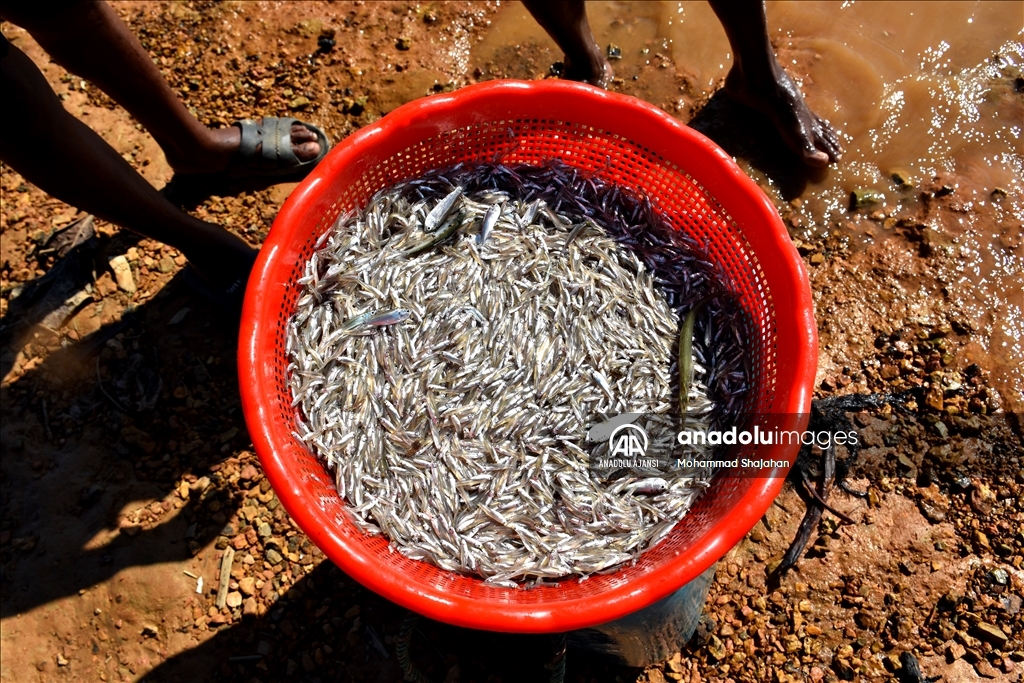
[
  {"left": 563, "top": 49, "right": 615, "bottom": 89},
  {"left": 722, "top": 62, "right": 842, "bottom": 167},
  {"left": 168, "top": 119, "right": 322, "bottom": 175}
]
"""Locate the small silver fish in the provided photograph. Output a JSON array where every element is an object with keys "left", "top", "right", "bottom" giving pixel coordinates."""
[
  {"left": 341, "top": 311, "right": 373, "bottom": 331},
  {"left": 424, "top": 187, "right": 463, "bottom": 232},
  {"left": 401, "top": 210, "right": 466, "bottom": 258},
  {"left": 477, "top": 203, "right": 501, "bottom": 244},
  {"left": 364, "top": 308, "right": 412, "bottom": 327}
]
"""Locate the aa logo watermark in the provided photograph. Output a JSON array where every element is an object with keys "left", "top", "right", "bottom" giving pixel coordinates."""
[{"left": 608, "top": 423, "right": 649, "bottom": 459}]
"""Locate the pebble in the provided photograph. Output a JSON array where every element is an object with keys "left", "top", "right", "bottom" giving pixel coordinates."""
[
  {"left": 157, "top": 256, "right": 176, "bottom": 273},
  {"left": 973, "top": 622, "right": 1008, "bottom": 648},
  {"left": 107, "top": 255, "right": 137, "bottom": 293}
]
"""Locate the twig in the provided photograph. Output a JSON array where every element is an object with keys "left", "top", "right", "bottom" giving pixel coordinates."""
[{"left": 215, "top": 547, "right": 234, "bottom": 610}]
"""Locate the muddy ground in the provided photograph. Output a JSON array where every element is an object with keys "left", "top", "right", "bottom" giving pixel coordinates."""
[{"left": 1, "top": 2, "right": 1021, "bottom": 683}]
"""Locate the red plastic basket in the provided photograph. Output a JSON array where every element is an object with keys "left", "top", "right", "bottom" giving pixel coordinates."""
[{"left": 239, "top": 80, "right": 817, "bottom": 633}]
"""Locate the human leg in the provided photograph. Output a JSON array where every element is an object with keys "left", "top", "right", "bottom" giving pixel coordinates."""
[
  {"left": 0, "top": 0, "right": 320, "bottom": 174},
  {"left": 707, "top": 0, "right": 842, "bottom": 167},
  {"left": 522, "top": 0, "right": 613, "bottom": 88},
  {"left": 0, "top": 40, "right": 255, "bottom": 289}
]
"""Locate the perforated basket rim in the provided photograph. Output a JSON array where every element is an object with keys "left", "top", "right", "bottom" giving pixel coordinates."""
[{"left": 239, "top": 80, "right": 817, "bottom": 633}]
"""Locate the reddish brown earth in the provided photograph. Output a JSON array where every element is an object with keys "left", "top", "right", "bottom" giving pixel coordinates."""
[{"left": 1, "top": 3, "right": 1021, "bottom": 683}]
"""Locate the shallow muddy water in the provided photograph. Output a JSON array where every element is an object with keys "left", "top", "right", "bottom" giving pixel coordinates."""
[{"left": 477, "top": 1, "right": 1023, "bottom": 406}]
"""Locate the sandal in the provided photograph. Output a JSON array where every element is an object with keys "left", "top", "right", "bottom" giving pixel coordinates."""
[{"left": 226, "top": 117, "right": 330, "bottom": 182}]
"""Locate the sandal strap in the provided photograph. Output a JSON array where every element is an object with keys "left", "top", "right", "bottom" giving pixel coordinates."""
[
  {"left": 236, "top": 119, "right": 261, "bottom": 159},
  {"left": 262, "top": 116, "right": 300, "bottom": 167}
]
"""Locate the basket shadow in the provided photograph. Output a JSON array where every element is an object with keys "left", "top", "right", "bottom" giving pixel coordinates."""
[
  {"left": 688, "top": 91, "right": 830, "bottom": 201},
  {"left": 142, "top": 561, "right": 643, "bottom": 683},
  {"left": 0, "top": 269, "right": 248, "bottom": 618}
]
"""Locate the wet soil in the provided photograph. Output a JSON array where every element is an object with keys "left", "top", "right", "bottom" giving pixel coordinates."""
[{"left": 1, "top": 3, "right": 1022, "bottom": 683}]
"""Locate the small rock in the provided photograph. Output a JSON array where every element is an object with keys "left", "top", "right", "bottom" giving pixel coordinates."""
[
  {"left": 243, "top": 597, "right": 258, "bottom": 616},
  {"left": 917, "top": 484, "right": 949, "bottom": 523},
  {"left": 157, "top": 256, "right": 176, "bottom": 273},
  {"left": 347, "top": 96, "right": 367, "bottom": 116},
  {"left": 647, "top": 669, "right": 667, "bottom": 683},
  {"left": 258, "top": 523, "right": 272, "bottom": 538},
  {"left": 849, "top": 188, "right": 885, "bottom": 210},
  {"left": 855, "top": 610, "right": 880, "bottom": 630},
  {"left": 288, "top": 96, "right": 311, "bottom": 111},
  {"left": 987, "top": 567, "right": 1009, "bottom": 587},
  {"left": 317, "top": 35, "right": 336, "bottom": 54},
  {"left": 344, "top": 605, "right": 360, "bottom": 619},
  {"left": 266, "top": 548, "right": 284, "bottom": 565},
  {"left": 56, "top": 653, "right": 69, "bottom": 667},
  {"left": 809, "top": 252, "right": 825, "bottom": 266},
  {"left": 946, "top": 641, "right": 967, "bottom": 661},
  {"left": 141, "top": 624, "right": 159, "bottom": 638},
  {"left": 890, "top": 168, "right": 915, "bottom": 189},
  {"left": 240, "top": 464, "right": 259, "bottom": 480},
  {"left": 395, "top": 37, "right": 412, "bottom": 51},
  {"left": 972, "top": 530, "right": 992, "bottom": 551},
  {"left": 974, "top": 660, "right": 999, "bottom": 678},
  {"left": 239, "top": 577, "right": 256, "bottom": 596},
  {"left": 970, "top": 483, "right": 996, "bottom": 515},
  {"left": 706, "top": 635, "right": 726, "bottom": 661},
  {"left": 120, "top": 426, "right": 157, "bottom": 454},
  {"left": 925, "top": 385, "right": 944, "bottom": 411},
  {"left": 226, "top": 591, "right": 243, "bottom": 608},
  {"left": 108, "top": 255, "right": 136, "bottom": 293},
  {"left": 302, "top": 652, "right": 316, "bottom": 672},
  {"left": 972, "top": 623, "right": 1008, "bottom": 648}
]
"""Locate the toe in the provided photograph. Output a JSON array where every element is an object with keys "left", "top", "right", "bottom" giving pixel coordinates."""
[
  {"left": 812, "top": 115, "right": 843, "bottom": 163},
  {"left": 802, "top": 148, "right": 831, "bottom": 168},
  {"left": 290, "top": 123, "right": 318, "bottom": 143},
  {"left": 293, "top": 140, "right": 321, "bottom": 162}
]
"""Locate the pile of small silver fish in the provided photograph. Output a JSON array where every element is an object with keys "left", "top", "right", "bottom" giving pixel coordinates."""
[{"left": 287, "top": 163, "right": 747, "bottom": 584}]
